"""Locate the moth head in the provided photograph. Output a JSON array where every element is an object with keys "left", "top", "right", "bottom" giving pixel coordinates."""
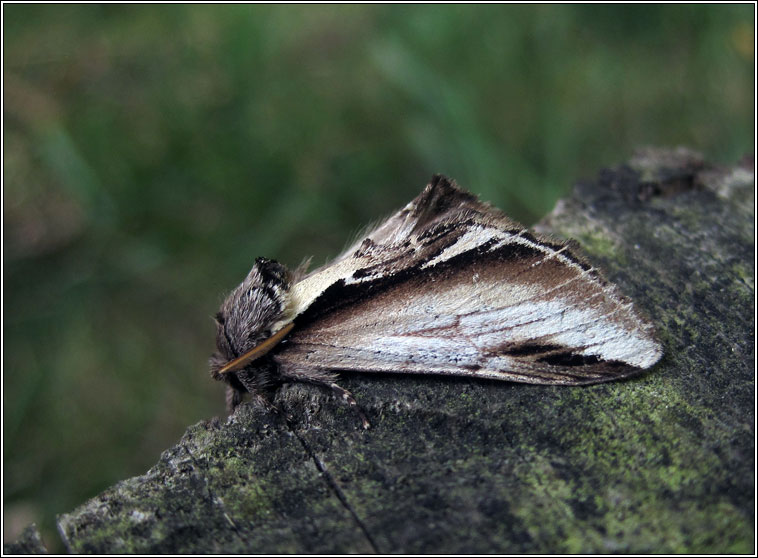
[{"left": 209, "top": 257, "right": 292, "bottom": 381}]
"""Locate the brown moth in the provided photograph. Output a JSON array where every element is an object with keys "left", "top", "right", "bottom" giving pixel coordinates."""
[{"left": 209, "top": 175, "right": 662, "bottom": 424}]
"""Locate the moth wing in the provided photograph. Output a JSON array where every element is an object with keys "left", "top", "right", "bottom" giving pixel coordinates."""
[
  {"left": 275, "top": 220, "right": 662, "bottom": 385},
  {"left": 334, "top": 175, "right": 488, "bottom": 257},
  {"left": 284, "top": 175, "right": 505, "bottom": 323}
]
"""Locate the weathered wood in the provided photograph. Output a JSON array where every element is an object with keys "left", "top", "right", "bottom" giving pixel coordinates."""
[
  {"left": 13, "top": 148, "right": 752, "bottom": 554},
  {"left": 3, "top": 524, "right": 48, "bottom": 555}
]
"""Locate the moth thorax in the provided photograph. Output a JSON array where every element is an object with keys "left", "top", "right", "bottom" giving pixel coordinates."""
[{"left": 219, "top": 258, "right": 293, "bottom": 359}]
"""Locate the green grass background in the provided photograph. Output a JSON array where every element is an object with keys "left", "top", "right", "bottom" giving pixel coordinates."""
[{"left": 3, "top": 4, "right": 753, "bottom": 549}]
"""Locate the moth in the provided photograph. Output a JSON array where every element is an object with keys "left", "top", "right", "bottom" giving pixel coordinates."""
[{"left": 209, "top": 175, "right": 662, "bottom": 424}]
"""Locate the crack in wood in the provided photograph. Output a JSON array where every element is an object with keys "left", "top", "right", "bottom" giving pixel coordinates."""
[
  {"left": 182, "top": 443, "right": 249, "bottom": 547},
  {"left": 287, "top": 426, "right": 380, "bottom": 553}
]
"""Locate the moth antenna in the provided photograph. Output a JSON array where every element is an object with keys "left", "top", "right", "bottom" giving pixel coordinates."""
[{"left": 218, "top": 322, "right": 295, "bottom": 375}]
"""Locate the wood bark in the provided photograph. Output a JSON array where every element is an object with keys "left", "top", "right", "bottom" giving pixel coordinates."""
[{"left": 8, "top": 147, "right": 753, "bottom": 554}]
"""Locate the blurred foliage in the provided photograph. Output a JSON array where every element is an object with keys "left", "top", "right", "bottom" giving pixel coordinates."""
[{"left": 2, "top": 4, "right": 753, "bottom": 550}]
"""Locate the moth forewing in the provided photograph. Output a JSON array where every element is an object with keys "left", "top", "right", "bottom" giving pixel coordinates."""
[
  {"left": 273, "top": 238, "right": 661, "bottom": 385},
  {"left": 210, "top": 174, "right": 663, "bottom": 415}
]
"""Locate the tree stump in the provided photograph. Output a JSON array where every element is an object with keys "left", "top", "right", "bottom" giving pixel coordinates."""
[{"left": 8, "top": 147, "right": 753, "bottom": 554}]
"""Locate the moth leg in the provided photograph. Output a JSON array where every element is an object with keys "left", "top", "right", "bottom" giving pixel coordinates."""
[
  {"left": 226, "top": 385, "right": 245, "bottom": 413},
  {"left": 327, "top": 382, "right": 370, "bottom": 430},
  {"left": 280, "top": 368, "right": 370, "bottom": 429},
  {"left": 228, "top": 370, "right": 287, "bottom": 418}
]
